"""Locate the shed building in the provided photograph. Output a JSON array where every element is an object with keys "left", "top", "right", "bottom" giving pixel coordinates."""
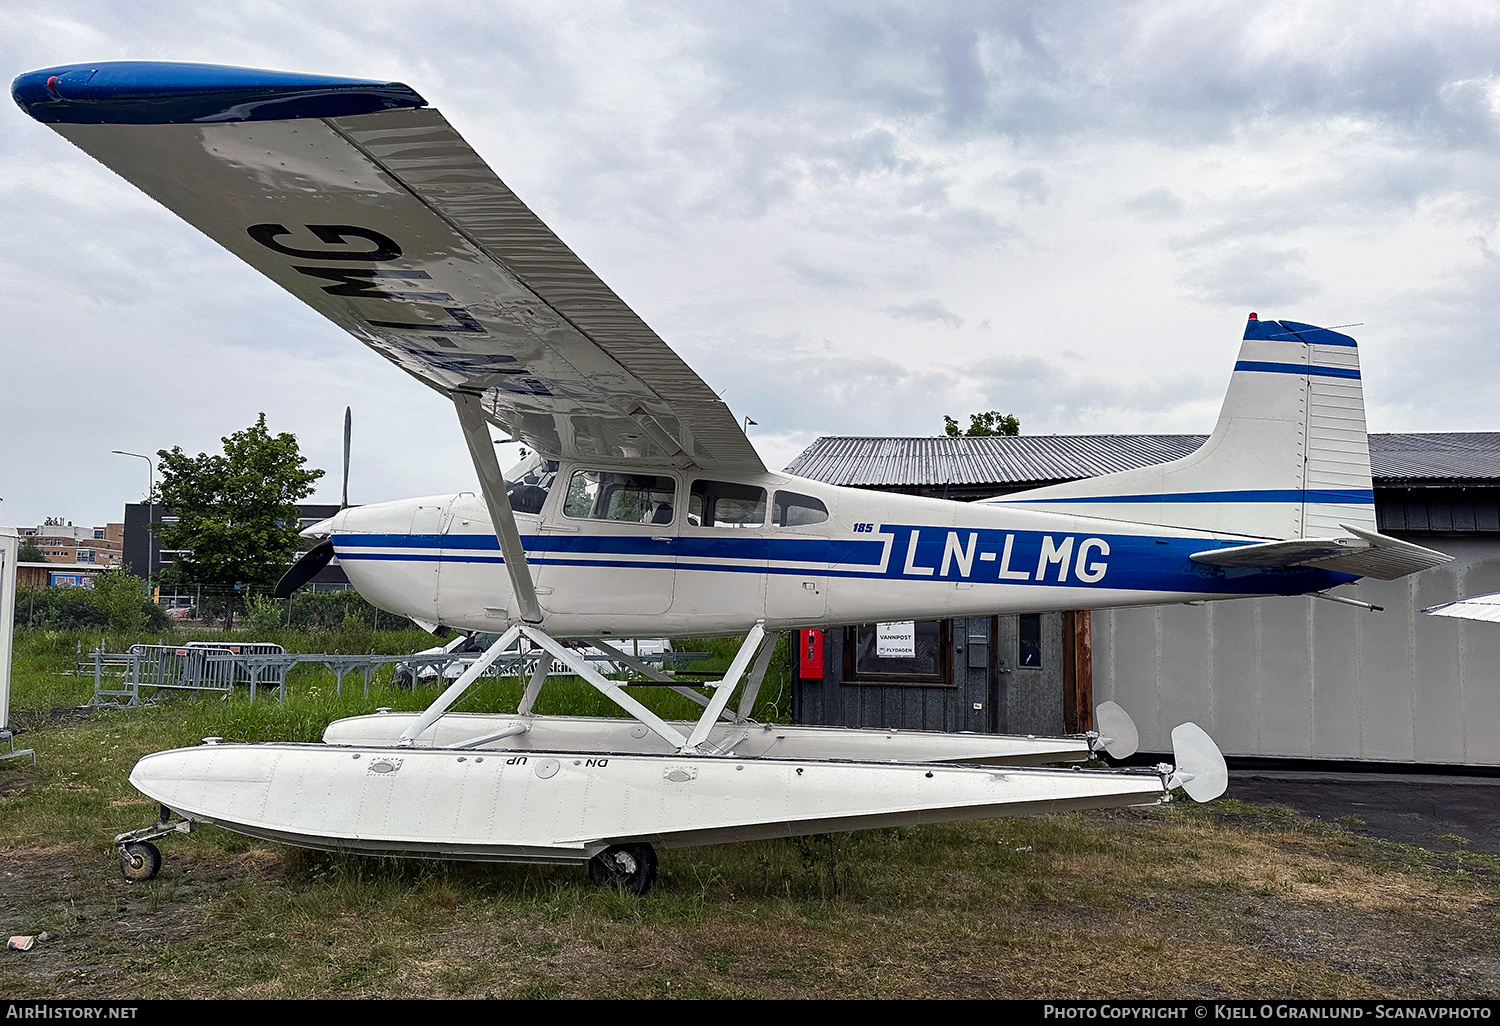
[{"left": 785, "top": 432, "right": 1500, "bottom": 768}]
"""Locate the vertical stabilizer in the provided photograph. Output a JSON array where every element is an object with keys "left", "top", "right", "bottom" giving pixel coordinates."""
[{"left": 985, "top": 316, "right": 1377, "bottom": 540}]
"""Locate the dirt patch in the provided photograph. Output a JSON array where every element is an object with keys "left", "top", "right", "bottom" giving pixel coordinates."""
[
  {"left": 48, "top": 707, "right": 99, "bottom": 727},
  {"left": 0, "top": 845, "right": 250, "bottom": 996}
]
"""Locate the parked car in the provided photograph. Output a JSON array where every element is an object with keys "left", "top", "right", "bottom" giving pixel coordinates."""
[{"left": 161, "top": 600, "right": 197, "bottom": 620}]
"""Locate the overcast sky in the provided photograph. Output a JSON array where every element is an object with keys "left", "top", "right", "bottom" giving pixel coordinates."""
[{"left": 5, "top": 1, "right": 1500, "bottom": 528}]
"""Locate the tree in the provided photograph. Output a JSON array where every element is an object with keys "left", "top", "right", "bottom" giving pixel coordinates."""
[
  {"left": 943, "top": 411, "right": 1020, "bottom": 437},
  {"left": 17, "top": 538, "right": 45, "bottom": 562},
  {"left": 155, "top": 413, "right": 324, "bottom": 626}
]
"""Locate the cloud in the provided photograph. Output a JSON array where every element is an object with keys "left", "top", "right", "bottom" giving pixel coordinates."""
[
  {"left": 1182, "top": 245, "right": 1324, "bottom": 309},
  {"left": 1005, "top": 168, "right": 1050, "bottom": 205},
  {"left": 968, "top": 353, "right": 1220, "bottom": 435},
  {"left": 684, "top": 331, "right": 964, "bottom": 438},
  {"left": 778, "top": 252, "right": 866, "bottom": 291},
  {"left": 1125, "top": 188, "right": 1184, "bottom": 219},
  {"left": 881, "top": 299, "right": 965, "bottom": 328}
]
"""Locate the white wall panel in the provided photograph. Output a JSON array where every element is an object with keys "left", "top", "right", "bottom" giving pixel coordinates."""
[
  {"left": 1207, "top": 598, "right": 1263, "bottom": 756},
  {"left": 1161, "top": 602, "right": 1213, "bottom": 733},
  {"left": 1309, "top": 597, "right": 1361, "bottom": 758},
  {"left": 1102, "top": 606, "right": 1163, "bottom": 744},
  {"left": 1261, "top": 595, "right": 1314, "bottom": 756},
  {"left": 1096, "top": 536, "right": 1500, "bottom": 765},
  {"left": 1412, "top": 565, "right": 1465, "bottom": 764}
]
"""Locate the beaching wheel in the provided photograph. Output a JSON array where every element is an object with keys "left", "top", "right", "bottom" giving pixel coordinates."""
[
  {"left": 587, "top": 842, "right": 658, "bottom": 896},
  {"left": 120, "top": 841, "right": 161, "bottom": 883}
]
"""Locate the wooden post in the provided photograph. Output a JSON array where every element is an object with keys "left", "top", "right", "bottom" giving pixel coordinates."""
[
  {"left": 1062, "top": 610, "right": 1094, "bottom": 733},
  {"left": 1075, "top": 609, "right": 1093, "bottom": 732},
  {"left": 1062, "top": 611, "right": 1076, "bottom": 734}
]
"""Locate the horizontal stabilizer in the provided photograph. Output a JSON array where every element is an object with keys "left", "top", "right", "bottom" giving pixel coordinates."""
[
  {"left": 1191, "top": 524, "right": 1452, "bottom": 581},
  {"left": 1422, "top": 591, "right": 1500, "bottom": 623}
]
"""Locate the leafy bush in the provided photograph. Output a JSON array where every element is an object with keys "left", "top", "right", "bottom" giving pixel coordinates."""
[
  {"left": 161, "top": 588, "right": 416, "bottom": 634},
  {"left": 91, "top": 567, "right": 150, "bottom": 635},
  {"left": 243, "top": 593, "right": 286, "bottom": 634},
  {"left": 280, "top": 589, "right": 414, "bottom": 632},
  {"left": 12, "top": 582, "right": 168, "bottom": 633}
]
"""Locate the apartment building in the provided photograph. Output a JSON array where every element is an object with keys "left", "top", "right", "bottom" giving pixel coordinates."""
[{"left": 19, "top": 518, "right": 124, "bottom": 566}]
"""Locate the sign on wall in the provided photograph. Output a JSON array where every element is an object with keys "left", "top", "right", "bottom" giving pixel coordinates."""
[{"left": 876, "top": 621, "right": 916, "bottom": 658}]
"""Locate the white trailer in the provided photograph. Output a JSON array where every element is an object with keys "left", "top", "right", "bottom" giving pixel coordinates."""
[{"left": 0, "top": 526, "right": 35, "bottom": 765}]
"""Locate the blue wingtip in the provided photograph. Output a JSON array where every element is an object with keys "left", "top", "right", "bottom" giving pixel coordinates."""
[
  {"left": 12, "top": 61, "right": 426, "bottom": 125},
  {"left": 1243, "top": 315, "right": 1356, "bottom": 347}
]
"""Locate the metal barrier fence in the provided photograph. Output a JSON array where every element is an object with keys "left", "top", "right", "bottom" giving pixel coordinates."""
[
  {"left": 91, "top": 644, "right": 290, "bottom": 706},
  {"left": 86, "top": 643, "right": 713, "bottom": 708},
  {"left": 88, "top": 647, "right": 518, "bottom": 706}
]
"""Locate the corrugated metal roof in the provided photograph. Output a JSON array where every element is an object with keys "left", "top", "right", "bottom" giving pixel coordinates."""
[
  {"left": 1368, "top": 433, "right": 1500, "bottom": 482},
  {"left": 784, "top": 432, "right": 1500, "bottom": 488}
]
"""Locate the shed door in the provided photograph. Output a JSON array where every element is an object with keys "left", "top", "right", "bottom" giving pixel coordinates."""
[
  {"left": 953, "top": 617, "right": 994, "bottom": 733},
  {"left": 996, "top": 612, "right": 1066, "bottom": 736}
]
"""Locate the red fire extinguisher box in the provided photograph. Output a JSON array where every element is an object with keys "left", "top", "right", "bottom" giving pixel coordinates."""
[{"left": 797, "top": 629, "right": 824, "bottom": 680}]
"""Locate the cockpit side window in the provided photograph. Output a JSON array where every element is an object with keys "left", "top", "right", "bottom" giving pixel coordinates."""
[
  {"left": 562, "top": 470, "right": 677, "bottom": 524},
  {"left": 772, "top": 491, "right": 829, "bottom": 527},
  {"left": 503, "top": 453, "right": 559, "bottom": 515},
  {"left": 689, "top": 480, "right": 767, "bottom": 528}
]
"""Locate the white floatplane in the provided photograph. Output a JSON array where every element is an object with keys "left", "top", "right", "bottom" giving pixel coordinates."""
[{"left": 13, "top": 62, "right": 1452, "bottom": 894}]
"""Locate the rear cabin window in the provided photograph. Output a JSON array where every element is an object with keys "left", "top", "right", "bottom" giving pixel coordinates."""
[
  {"left": 772, "top": 491, "right": 829, "bottom": 527},
  {"left": 563, "top": 471, "right": 677, "bottom": 525},
  {"left": 689, "top": 480, "right": 767, "bottom": 528}
]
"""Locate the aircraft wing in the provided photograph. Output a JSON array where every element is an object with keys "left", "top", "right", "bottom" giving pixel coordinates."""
[{"left": 13, "top": 62, "right": 763, "bottom": 474}]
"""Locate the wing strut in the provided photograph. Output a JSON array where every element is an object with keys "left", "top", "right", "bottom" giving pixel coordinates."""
[{"left": 453, "top": 393, "right": 543, "bottom": 624}]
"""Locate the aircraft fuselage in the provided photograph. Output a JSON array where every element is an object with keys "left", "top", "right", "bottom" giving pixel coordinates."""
[{"left": 324, "top": 465, "right": 1351, "bottom": 637}]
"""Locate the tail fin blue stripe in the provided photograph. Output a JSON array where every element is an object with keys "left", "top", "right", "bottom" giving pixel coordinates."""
[{"left": 1234, "top": 360, "right": 1360, "bottom": 379}]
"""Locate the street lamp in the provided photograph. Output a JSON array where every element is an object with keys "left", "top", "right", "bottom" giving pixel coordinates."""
[
  {"left": 742, "top": 416, "right": 757, "bottom": 435},
  {"left": 111, "top": 450, "right": 154, "bottom": 587}
]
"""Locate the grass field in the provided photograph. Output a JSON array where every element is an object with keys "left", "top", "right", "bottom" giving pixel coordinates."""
[{"left": 2, "top": 628, "right": 1498, "bottom": 999}]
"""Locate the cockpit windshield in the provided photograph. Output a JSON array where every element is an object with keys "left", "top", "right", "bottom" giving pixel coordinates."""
[{"left": 503, "top": 452, "right": 559, "bottom": 515}]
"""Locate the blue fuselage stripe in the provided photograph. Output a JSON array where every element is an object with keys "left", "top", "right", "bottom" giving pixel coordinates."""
[
  {"left": 331, "top": 528, "right": 1355, "bottom": 597},
  {"left": 332, "top": 533, "right": 884, "bottom": 564}
]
